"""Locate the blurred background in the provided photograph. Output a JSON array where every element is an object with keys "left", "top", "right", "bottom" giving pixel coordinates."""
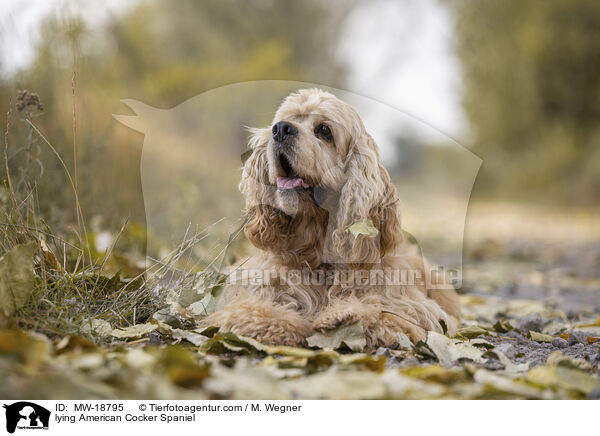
[{"left": 1, "top": 0, "right": 599, "bottom": 307}]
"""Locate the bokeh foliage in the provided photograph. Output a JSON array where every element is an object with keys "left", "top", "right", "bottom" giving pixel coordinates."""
[
  {"left": 0, "top": 0, "right": 352, "bottom": 239},
  {"left": 449, "top": 0, "right": 600, "bottom": 203}
]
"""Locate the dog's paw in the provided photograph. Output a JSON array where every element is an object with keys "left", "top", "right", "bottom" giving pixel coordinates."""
[
  {"left": 253, "top": 329, "right": 307, "bottom": 347},
  {"left": 312, "top": 310, "right": 360, "bottom": 333},
  {"left": 229, "top": 317, "right": 309, "bottom": 347}
]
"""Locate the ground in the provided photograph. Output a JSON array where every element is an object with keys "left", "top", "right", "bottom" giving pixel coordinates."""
[{"left": 1, "top": 203, "right": 599, "bottom": 399}]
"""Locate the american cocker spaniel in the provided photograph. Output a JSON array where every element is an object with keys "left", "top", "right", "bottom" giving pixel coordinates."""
[{"left": 203, "top": 89, "right": 460, "bottom": 349}]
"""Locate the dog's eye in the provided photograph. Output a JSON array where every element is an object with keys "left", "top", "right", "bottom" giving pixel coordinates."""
[{"left": 315, "top": 123, "right": 333, "bottom": 142}]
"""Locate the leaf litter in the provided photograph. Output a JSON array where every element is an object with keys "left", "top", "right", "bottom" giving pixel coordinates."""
[{"left": 1, "top": 232, "right": 600, "bottom": 400}]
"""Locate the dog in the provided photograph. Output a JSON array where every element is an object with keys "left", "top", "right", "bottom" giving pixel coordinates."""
[{"left": 202, "top": 89, "right": 460, "bottom": 349}]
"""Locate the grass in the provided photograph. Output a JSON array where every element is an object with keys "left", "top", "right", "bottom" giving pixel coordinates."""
[{"left": 0, "top": 89, "right": 222, "bottom": 341}]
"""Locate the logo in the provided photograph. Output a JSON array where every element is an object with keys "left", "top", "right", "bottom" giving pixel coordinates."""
[
  {"left": 114, "top": 81, "right": 481, "bottom": 288},
  {"left": 2, "top": 402, "right": 50, "bottom": 434}
]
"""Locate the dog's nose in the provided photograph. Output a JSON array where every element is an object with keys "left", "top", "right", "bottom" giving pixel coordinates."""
[{"left": 272, "top": 121, "right": 298, "bottom": 143}]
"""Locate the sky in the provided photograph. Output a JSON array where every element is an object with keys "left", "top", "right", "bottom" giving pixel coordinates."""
[
  {"left": 0, "top": 0, "right": 466, "bottom": 146},
  {"left": 340, "top": 0, "right": 466, "bottom": 142},
  {"left": 0, "top": 0, "right": 137, "bottom": 73}
]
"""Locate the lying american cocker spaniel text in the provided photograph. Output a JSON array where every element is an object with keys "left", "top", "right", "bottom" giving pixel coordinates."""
[{"left": 203, "top": 89, "right": 460, "bottom": 349}]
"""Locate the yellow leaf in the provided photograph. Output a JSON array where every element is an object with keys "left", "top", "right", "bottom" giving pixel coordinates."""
[
  {"left": 0, "top": 242, "right": 37, "bottom": 315},
  {"left": 345, "top": 218, "right": 378, "bottom": 238},
  {"left": 529, "top": 331, "right": 553, "bottom": 343}
]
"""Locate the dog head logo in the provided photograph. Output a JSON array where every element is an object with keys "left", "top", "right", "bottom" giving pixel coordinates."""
[
  {"left": 3, "top": 402, "right": 50, "bottom": 434},
  {"left": 114, "top": 81, "right": 480, "bottom": 288}
]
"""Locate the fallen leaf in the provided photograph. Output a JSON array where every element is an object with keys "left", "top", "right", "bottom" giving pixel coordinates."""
[
  {"left": 188, "top": 288, "right": 225, "bottom": 318},
  {"left": 81, "top": 319, "right": 113, "bottom": 337},
  {"left": 39, "top": 238, "right": 60, "bottom": 271},
  {"left": 546, "top": 351, "right": 593, "bottom": 371},
  {"left": 306, "top": 321, "right": 366, "bottom": 352},
  {"left": 482, "top": 349, "right": 529, "bottom": 375},
  {"left": 381, "top": 371, "right": 446, "bottom": 399},
  {"left": 55, "top": 335, "right": 96, "bottom": 353},
  {"left": 0, "top": 242, "right": 37, "bottom": 315},
  {"left": 168, "top": 365, "right": 210, "bottom": 388},
  {"left": 470, "top": 338, "right": 495, "bottom": 349},
  {"left": 529, "top": 331, "right": 553, "bottom": 343},
  {"left": 542, "top": 319, "right": 568, "bottom": 336},
  {"left": 285, "top": 367, "right": 386, "bottom": 399},
  {"left": 124, "top": 348, "right": 157, "bottom": 369},
  {"left": 426, "top": 332, "right": 485, "bottom": 366},
  {"left": 268, "top": 351, "right": 338, "bottom": 373},
  {"left": 80, "top": 319, "right": 156, "bottom": 339},
  {"left": 414, "top": 340, "right": 437, "bottom": 359},
  {"left": 401, "top": 365, "right": 467, "bottom": 384},
  {"left": 196, "top": 326, "right": 219, "bottom": 337},
  {"left": 205, "top": 360, "right": 293, "bottom": 399},
  {"left": 176, "top": 287, "right": 205, "bottom": 307},
  {"left": 439, "top": 319, "right": 448, "bottom": 335},
  {"left": 338, "top": 354, "right": 386, "bottom": 373},
  {"left": 527, "top": 365, "right": 600, "bottom": 395},
  {"left": 473, "top": 370, "right": 548, "bottom": 399},
  {"left": 152, "top": 307, "right": 184, "bottom": 328},
  {"left": 110, "top": 323, "right": 157, "bottom": 339},
  {"left": 171, "top": 329, "right": 208, "bottom": 346},
  {"left": 199, "top": 332, "right": 268, "bottom": 355},
  {"left": 345, "top": 218, "right": 378, "bottom": 238},
  {"left": 576, "top": 317, "right": 600, "bottom": 328},
  {"left": 493, "top": 319, "right": 513, "bottom": 333},
  {"left": 396, "top": 332, "right": 413, "bottom": 349},
  {"left": 264, "top": 345, "right": 320, "bottom": 358},
  {"left": 456, "top": 325, "right": 488, "bottom": 339},
  {"left": 154, "top": 345, "right": 210, "bottom": 388},
  {"left": 0, "top": 327, "right": 50, "bottom": 372}
]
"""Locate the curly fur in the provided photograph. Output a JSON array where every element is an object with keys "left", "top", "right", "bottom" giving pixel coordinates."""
[{"left": 201, "top": 89, "right": 460, "bottom": 349}]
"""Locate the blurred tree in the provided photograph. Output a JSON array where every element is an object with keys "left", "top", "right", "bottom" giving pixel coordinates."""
[
  {"left": 448, "top": 0, "right": 600, "bottom": 203},
  {"left": 0, "top": 0, "right": 353, "bottom": 236}
]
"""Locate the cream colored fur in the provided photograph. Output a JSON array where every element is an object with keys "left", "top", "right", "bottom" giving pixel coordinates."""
[{"left": 201, "top": 89, "right": 460, "bottom": 349}]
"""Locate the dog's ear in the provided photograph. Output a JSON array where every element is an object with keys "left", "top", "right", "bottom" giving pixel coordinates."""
[
  {"left": 327, "top": 132, "right": 403, "bottom": 267},
  {"left": 239, "top": 127, "right": 272, "bottom": 207},
  {"left": 241, "top": 127, "right": 280, "bottom": 248},
  {"left": 370, "top": 178, "right": 403, "bottom": 258},
  {"left": 244, "top": 203, "right": 289, "bottom": 252}
]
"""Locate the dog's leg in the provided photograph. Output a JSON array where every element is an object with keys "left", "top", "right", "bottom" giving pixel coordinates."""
[
  {"left": 312, "top": 296, "right": 450, "bottom": 348},
  {"left": 200, "top": 291, "right": 311, "bottom": 346}
]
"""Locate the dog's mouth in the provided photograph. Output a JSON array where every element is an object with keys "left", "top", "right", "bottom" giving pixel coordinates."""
[{"left": 276, "top": 153, "right": 312, "bottom": 192}]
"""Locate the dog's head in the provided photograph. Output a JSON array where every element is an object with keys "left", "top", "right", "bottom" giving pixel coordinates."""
[{"left": 241, "top": 89, "right": 403, "bottom": 268}]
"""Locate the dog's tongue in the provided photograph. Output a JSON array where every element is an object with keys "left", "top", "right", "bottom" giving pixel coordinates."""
[{"left": 277, "top": 177, "right": 310, "bottom": 190}]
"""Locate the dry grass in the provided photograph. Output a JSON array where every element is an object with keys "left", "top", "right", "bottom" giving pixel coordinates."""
[{"left": 0, "top": 89, "right": 222, "bottom": 340}]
